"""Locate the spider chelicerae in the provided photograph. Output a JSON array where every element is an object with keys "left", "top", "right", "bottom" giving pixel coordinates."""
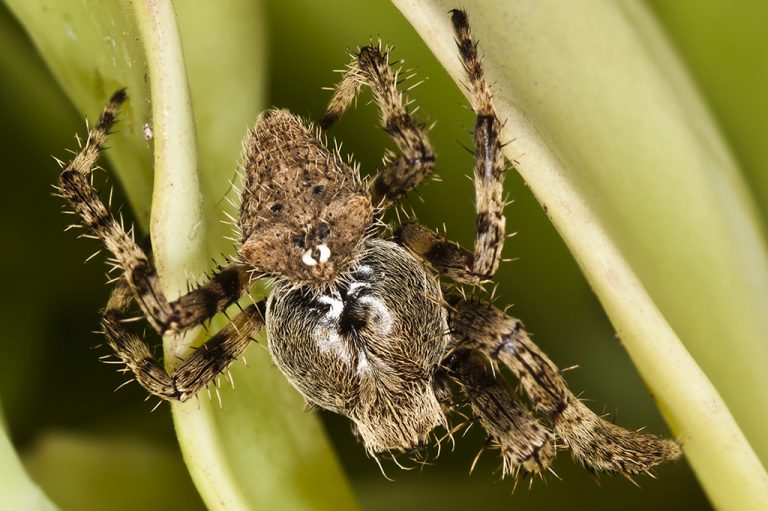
[{"left": 56, "top": 10, "right": 679, "bottom": 481}]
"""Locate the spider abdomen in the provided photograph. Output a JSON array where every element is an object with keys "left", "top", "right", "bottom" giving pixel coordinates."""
[{"left": 266, "top": 238, "right": 449, "bottom": 453}]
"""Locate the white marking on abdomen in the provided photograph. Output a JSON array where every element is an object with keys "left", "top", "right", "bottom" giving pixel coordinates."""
[
  {"left": 347, "top": 281, "right": 370, "bottom": 295},
  {"left": 356, "top": 351, "right": 370, "bottom": 375},
  {"left": 313, "top": 294, "right": 351, "bottom": 364},
  {"left": 314, "top": 328, "right": 351, "bottom": 364},
  {"left": 357, "top": 295, "right": 393, "bottom": 336},
  {"left": 317, "top": 295, "right": 343, "bottom": 319}
]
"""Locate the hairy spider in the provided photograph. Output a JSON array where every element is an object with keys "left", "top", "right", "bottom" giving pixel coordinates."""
[{"left": 56, "top": 10, "right": 680, "bottom": 481}]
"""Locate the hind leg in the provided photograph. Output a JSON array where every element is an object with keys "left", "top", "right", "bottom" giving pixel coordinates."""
[{"left": 447, "top": 295, "right": 681, "bottom": 475}]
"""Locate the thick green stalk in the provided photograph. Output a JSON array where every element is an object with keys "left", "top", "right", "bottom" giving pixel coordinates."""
[
  {"left": 392, "top": 0, "right": 768, "bottom": 509},
  {"left": 132, "top": 0, "right": 206, "bottom": 352}
]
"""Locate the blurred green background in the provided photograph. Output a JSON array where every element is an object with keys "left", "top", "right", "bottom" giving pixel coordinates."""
[{"left": 1, "top": 0, "right": 764, "bottom": 509}]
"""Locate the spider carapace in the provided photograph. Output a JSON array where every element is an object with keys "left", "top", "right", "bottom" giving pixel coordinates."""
[{"left": 56, "top": 9, "right": 680, "bottom": 482}]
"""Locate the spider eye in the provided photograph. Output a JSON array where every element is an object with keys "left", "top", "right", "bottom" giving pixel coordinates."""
[
  {"left": 317, "top": 223, "right": 331, "bottom": 240},
  {"left": 313, "top": 184, "right": 325, "bottom": 195},
  {"left": 270, "top": 203, "right": 283, "bottom": 213},
  {"left": 291, "top": 234, "right": 305, "bottom": 248}
]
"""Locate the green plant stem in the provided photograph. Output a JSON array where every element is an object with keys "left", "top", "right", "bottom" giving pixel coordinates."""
[
  {"left": 132, "top": 0, "right": 206, "bottom": 356},
  {"left": 393, "top": 0, "right": 768, "bottom": 509},
  {"left": 131, "top": 2, "right": 261, "bottom": 509},
  {"left": 131, "top": 2, "right": 357, "bottom": 509}
]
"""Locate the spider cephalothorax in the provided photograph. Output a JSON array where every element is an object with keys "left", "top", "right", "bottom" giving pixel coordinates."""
[
  {"left": 239, "top": 109, "right": 373, "bottom": 284},
  {"left": 57, "top": 9, "right": 680, "bottom": 483}
]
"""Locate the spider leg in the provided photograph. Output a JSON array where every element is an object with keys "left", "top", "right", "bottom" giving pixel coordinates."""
[
  {"left": 393, "top": 12, "right": 507, "bottom": 284},
  {"left": 57, "top": 89, "right": 252, "bottom": 336},
  {"left": 103, "top": 279, "right": 264, "bottom": 401},
  {"left": 438, "top": 349, "right": 556, "bottom": 478},
  {"left": 447, "top": 295, "right": 682, "bottom": 475},
  {"left": 319, "top": 45, "right": 436, "bottom": 207},
  {"left": 393, "top": 221, "right": 482, "bottom": 285},
  {"left": 451, "top": 9, "right": 507, "bottom": 280}
]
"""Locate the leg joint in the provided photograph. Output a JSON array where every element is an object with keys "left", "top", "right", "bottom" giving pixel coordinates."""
[{"left": 491, "top": 320, "right": 522, "bottom": 359}]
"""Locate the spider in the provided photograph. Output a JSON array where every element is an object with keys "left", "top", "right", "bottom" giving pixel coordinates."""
[{"left": 56, "top": 10, "right": 679, "bottom": 481}]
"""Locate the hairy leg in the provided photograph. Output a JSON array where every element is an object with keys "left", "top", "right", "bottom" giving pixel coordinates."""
[
  {"left": 447, "top": 295, "right": 681, "bottom": 475},
  {"left": 393, "top": 221, "right": 481, "bottom": 285},
  {"left": 451, "top": 9, "right": 507, "bottom": 280},
  {"left": 56, "top": 89, "right": 252, "bottom": 335},
  {"left": 394, "top": 12, "right": 508, "bottom": 284},
  {"left": 319, "top": 45, "right": 436, "bottom": 207},
  {"left": 438, "top": 349, "right": 555, "bottom": 478},
  {"left": 102, "top": 279, "right": 265, "bottom": 401}
]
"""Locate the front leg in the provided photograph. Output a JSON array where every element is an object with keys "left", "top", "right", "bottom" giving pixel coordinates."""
[
  {"left": 319, "top": 45, "right": 436, "bottom": 207},
  {"left": 395, "top": 12, "right": 508, "bottom": 284},
  {"left": 451, "top": 10, "right": 508, "bottom": 280},
  {"left": 394, "top": 221, "right": 482, "bottom": 285},
  {"left": 447, "top": 295, "right": 681, "bottom": 475},
  {"left": 57, "top": 89, "right": 252, "bottom": 335},
  {"left": 103, "top": 279, "right": 265, "bottom": 401}
]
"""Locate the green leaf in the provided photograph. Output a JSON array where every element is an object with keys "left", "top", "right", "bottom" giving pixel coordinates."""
[
  {"left": 4, "top": 0, "right": 357, "bottom": 509},
  {"left": 392, "top": 0, "right": 768, "bottom": 509},
  {"left": 22, "top": 431, "right": 205, "bottom": 511},
  {"left": 4, "top": 0, "right": 153, "bottom": 220},
  {"left": 646, "top": 0, "right": 768, "bottom": 227},
  {"left": 0, "top": 405, "right": 58, "bottom": 510}
]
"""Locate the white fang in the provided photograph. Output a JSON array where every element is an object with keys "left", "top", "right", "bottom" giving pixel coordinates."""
[
  {"left": 317, "top": 244, "right": 331, "bottom": 263},
  {"left": 302, "top": 249, "right": 318, "bottom": 266}
]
